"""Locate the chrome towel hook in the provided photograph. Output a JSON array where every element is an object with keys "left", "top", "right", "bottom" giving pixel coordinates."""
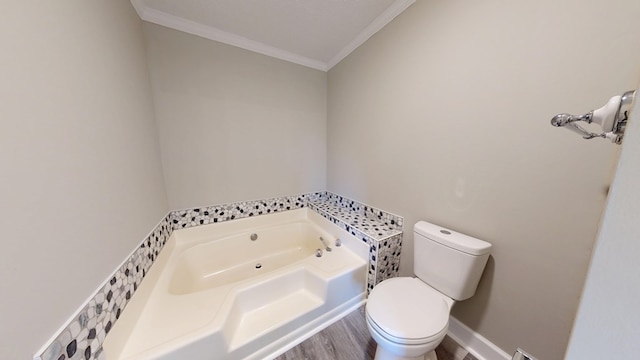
[{"left": 551, "top": 90, "right": 635, "bottom": 144}]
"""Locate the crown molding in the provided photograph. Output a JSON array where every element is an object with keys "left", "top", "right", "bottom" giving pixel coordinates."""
[
  {"left": 327, "top": 0, "right": 415, "bottom": 70},
  {"left": 131, "top": 0, "right": 415, "bottom": 72},
  {"left": 131, "top": 0, "right": 328, "bottom": 71}
]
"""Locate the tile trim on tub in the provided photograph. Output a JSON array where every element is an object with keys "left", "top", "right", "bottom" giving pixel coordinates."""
[
  {"left": 36, "top": 215, "right": 173, "bottom": 360},
  {"left": 170, "top": 192, "right": 326, "bottom": 230},
  {"left": 35, "top": 191, "right": 402, "bottom": 360},
  {"left": 323, "top": 191, "right": 404, "bottom": 231}
]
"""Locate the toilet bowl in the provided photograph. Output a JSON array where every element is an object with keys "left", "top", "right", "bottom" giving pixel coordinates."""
[
  {"left": 366, "top": 277, "right": 452, "bottom": 360},
  {"left": 365, "top": 221, "right": 492, "bottom": 360}
]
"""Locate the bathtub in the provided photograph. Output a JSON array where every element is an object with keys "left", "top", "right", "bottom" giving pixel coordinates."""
[{"left": 103, "top": 208, "right": 368, "bottom": 360}]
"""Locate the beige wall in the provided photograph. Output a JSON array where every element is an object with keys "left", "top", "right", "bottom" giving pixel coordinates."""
[
  {"left": 143, "top": 23, "right": 327, "bottom": 210},
  {"left": 566, "top": 86, "right": 640, "bottom": 359},
  {"left": 0, "top": 2, "right": 168, "bottom": 359},
  {"left": 327, "top": 0, "right": 640, "bottom": 358}
]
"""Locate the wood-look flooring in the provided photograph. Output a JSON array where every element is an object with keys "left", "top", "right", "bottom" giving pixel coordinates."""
[{"left": 274, "top": 306, "right": 476, "bottom": 360}]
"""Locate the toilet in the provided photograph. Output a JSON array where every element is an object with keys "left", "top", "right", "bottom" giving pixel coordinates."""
[{"left": 366, "top": 221, "right": 492, "bottom": 360}]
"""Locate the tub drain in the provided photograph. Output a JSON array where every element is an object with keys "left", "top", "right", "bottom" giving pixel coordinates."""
[{"left": 255, "top": 263, "right": 262, "bottom": 269}]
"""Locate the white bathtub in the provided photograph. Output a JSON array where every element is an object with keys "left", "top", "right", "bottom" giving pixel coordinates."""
[{"left": 104, "top": 208, "right": 368, "bottom": 360}]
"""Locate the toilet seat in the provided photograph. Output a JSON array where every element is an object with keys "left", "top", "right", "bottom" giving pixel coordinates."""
[
  {"left": 366, "top": 311, "right": 447, "bottom": 346},
  {"left": 366, "top": 278, "right": 450, "bottom": 345}
]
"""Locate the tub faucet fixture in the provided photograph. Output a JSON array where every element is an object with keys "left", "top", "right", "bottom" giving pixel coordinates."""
[{"left": 319, "top": 237, "right": 332, "bottom": 252}]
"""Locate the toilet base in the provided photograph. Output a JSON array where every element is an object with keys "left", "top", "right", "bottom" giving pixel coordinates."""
[{"left": 373, "top": 346, "right": 438, "bottom": 360}]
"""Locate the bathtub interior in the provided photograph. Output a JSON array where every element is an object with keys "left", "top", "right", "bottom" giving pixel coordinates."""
[
  {"left": 169, "top": 220, "right": 335, "bottom": 295},
  {"left": 103, "top": 208, "right": 369, "bottom": 360}
]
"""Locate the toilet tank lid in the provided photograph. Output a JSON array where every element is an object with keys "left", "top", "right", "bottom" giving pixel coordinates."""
[{"left": 414, "top": 221, "right": 492, "bottom": 256}]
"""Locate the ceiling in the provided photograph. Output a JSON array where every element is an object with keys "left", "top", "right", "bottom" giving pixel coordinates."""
[{"left": 130, "top": 0, "right": 415, "bottom": 71}]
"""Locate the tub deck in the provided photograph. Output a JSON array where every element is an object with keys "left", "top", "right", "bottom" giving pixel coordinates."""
[{"left": 104, "top": 209, "right": 368, "bottom": 360}]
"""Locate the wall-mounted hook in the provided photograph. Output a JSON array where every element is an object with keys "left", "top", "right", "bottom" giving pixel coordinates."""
[{"left": 551, "top": 90, "right": 635, "bottom": 144}]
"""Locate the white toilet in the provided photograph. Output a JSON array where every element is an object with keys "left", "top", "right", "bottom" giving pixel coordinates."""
[{"left": 366, "top": 221, "right": 492, "bottom": 360}]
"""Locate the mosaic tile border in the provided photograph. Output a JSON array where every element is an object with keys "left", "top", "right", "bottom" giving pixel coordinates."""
[
  {"left": 37, "top": 215, "right": 172, "bottom": 360},
  {"left": 374, "top": 234, "right": 402, "bottom": 285},
  {"left": 36, "top": 191, "right": 402, "bottom": 360},
  {"left": 309, "top": 199, "right": 401, "bottom": 240},
  {"left": 170, "top": 192, "right": 326, "bottom": 230},
  {"left": 324, "top": 192, "right": 403, "bottom": 230}
]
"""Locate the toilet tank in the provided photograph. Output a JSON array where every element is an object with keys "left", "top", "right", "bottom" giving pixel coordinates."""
[{"left": 414, "top": 221, "right": 491, "bottom": 301}]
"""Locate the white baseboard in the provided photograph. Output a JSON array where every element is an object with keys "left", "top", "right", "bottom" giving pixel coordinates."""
[{"left": 447, "top": 316, "right": 511, "bottom": 360}]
